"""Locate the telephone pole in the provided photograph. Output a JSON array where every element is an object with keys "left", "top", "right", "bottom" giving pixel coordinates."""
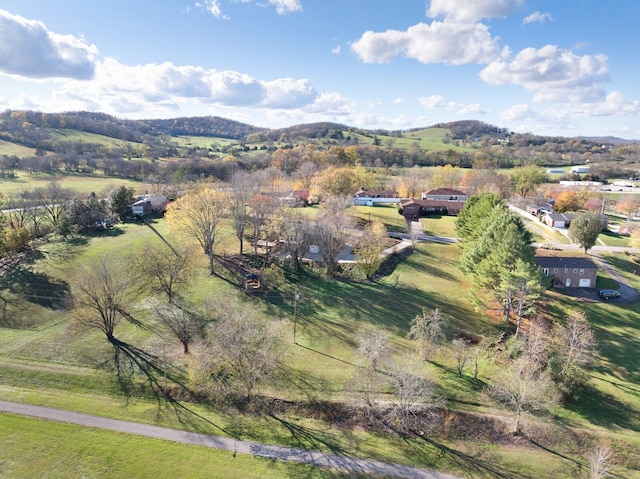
[{"left": 293, "top": 289, "right": 300, "bottom": 344}]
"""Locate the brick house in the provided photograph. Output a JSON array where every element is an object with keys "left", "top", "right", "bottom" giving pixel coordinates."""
[
  {"left": 535, "top": 255, "right": 598, "bottom": 288},
  {"left": 400, "top": 188, "right": 467, "bottom": 222}
]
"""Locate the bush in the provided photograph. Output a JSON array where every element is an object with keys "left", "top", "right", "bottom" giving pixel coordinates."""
[{"left": 5, "top": 227, "right": 31, "bottom": 253}]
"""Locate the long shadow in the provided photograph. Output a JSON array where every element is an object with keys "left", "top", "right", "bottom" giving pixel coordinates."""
[
  {"left": 560, "top": 383, "right": 640, "bottom": 431},
  {"left": 109, "top": 338, "right": 188, "bottom": 397},
  {"left": 593, "top": 374, "right": 640, "bottom": 396},
  {"left": 268, "top": 413, "right": 358, "bottom": 458},
  {"left": 296, "top": 343, "right": 361, "bottom": 368},
  {"left": 135, "top": 216, "right": 180, "bottom": 257},
  {"left": 0, "top": 264, "right": 70, "bottom": 310},
  {"left": 413, "top": 435, "right": 534, "bottom": 479}
]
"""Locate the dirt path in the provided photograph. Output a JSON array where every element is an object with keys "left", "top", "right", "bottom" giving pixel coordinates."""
[{"left": 0, "top": 400, "right": 462, "bottom": 479}]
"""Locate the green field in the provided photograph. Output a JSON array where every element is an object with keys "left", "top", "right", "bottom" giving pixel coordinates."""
[
  {"left": 0, "top": 211, "right": 640, "bottom": 477},
  {"left": 0, "top": 170, "right": 143, "bottom": 199},
  {"left": 0, "top": 139, "right": 35, "bottom": 157},
  {"left": 0, "top": 413, "right": 351, "bottom": 479}
]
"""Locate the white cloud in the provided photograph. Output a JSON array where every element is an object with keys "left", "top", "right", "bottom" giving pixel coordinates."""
[
  {"left": 501, "top": 103, "right": 536, "bottom": 121},
  {"left": 262, "top": 77, "right": 316, "bottom": 108},
  {"left": 304, "top": 92, "right": 354, "bottom": 116},
  {"left": 0, "top": 9, "right": 97, "bottom": 80},
  {"left": 196, "top": 0, "right": 228, "bottom": 19},
  {"left": 351, "top": 21, "right": 501, "bottom": 65},
  {"left": 427, "top": 0, "right": 524, "bottom": 22},
  {"left": 208, "top": 70, "right": 265, "bottom": 105},
  {"left": 351, "top": 112, "right": 413, "bottom": 128},
  {"left": 393, "top": 97, "right": 404, "bottom": 104},
  {"left": 27, "top": 57, "right": 320, "bottom": 117},
  {"left": 332, "top": 45, "right": 341, "bottom": 54},
  {"left": 418, "top": 94, "right": 487, "bottom": 114},
  {"left": 522, "top": 11, "right": 553, "bottom": 25},
  {"left": 500, "top": 95, "right": 640, "bottom": 136},
  {"left": 197, "top": 0, "right": 301, "bottom": 18},
  {"left": 480, "top": 45, "right": 610, "bottom": 102},
  {"left": 266, "top": 0, "right": 302, "bottom": 14}
]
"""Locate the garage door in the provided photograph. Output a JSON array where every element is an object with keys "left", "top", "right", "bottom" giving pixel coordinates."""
[
  {"left": 579, "top": 279, "right": 591, "bottom": 287},
  {"left": 553, "top": 221, "right": 565, "bottom": 228}
]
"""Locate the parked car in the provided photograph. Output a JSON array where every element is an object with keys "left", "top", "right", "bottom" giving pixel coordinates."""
[{"left": 599, "top": 289, "right": 621, "bottom": 299}]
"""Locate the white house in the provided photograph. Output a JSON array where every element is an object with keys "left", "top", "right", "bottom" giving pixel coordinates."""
[{"left": 570, "top": 165, "right": 590, "bottom": 174}]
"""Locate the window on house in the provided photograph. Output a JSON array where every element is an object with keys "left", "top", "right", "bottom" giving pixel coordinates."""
[
  {"left": 553, "top": 268, "right": 558, "bottom": 273},
  {"left": 580, "top": 269, "right": 584, "bottom": 275},
  {"left": 564, "top": 268, "right": 568, "bottom": 273},
  {"left": 573, "top": 268, "right": 578, "bottom": 273},
  {"left": 542, "top": 268, "right": 549, "bottom": 275}
]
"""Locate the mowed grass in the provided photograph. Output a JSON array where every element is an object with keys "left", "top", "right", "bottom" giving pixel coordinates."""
[
  {"left": 353, "top": 204, "right": 406, "bottom": 232},
  {"left": 421, "top": 215, "right": 457, "bottom": 237},
  {"left": 0, "top": 413, "right": 349, "bottom": 479},
  {"left": 2, "top": 218, "right": 640, "bottom": 476},
  {"left": 0, "top": 170, "right": 144, "bottom": 199}
]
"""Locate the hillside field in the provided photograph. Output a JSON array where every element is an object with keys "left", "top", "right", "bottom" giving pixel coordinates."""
[{"left": 0, "top": 210, "right": 639, "bottom": 477}]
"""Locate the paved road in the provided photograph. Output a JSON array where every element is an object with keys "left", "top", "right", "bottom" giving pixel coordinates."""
[{"left": 0, "top": 400, "right": 462, "bottom": 479}]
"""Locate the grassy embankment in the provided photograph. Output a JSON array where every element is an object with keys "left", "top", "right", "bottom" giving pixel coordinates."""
[{"left": 1, "top": 204, "right": 640, "bottom": 477}]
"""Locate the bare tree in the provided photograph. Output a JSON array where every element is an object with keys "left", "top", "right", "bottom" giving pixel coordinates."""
[
  {"left": 523, "top": 316, "right": 549, "bottom": 366},
  {"left": 356, "top": 328, "right": 390, "bottom": 371},
  {"left": 229, "top": 171, "right": 257, "bottom": 255},
  {"left": 133, "top": 244, "right": 193, "bottom": 303},
  {"left": 407, "top": 307, "right": 447, "bottom": 360},
  {"left": 165, "top": 186, "right": 228, "bottom": 275},
  {"left": 588, "top": 443, "right": 615, "bottom": 479},
  {"left": 489, "top": 357, "right": 557, "bottom": 435},
  {"left": 388, "top": 357, "right": 442, "bottom": 432},
  {"left": 155, "top": 302, "right": 203, "bottom": 354},
  {"left": 72, "top": 257, "right": 137, "bottom": 343},
  {"left": 313, "top": 195, "right": 354, "bottom": 276},
  {"left": 248, "top": 194, "right": 281, "bottom": 256},
  {"left": 558, "top": 311, "right": 598, "bottom": 376},
  {"left": 346, "top": 365, "right": 384, "bottom": 414},
  {"left": 294, "top": 160, "right": 317, "bottom": 190},
  {"left": 450, "top": 338, "right": 470, "bottom": 377},
  {"left": 189, "top": 300, "right": 286, "bottom": 400},
  {"left": 280, "top": 211, "right": 313, "bottom": 271}
]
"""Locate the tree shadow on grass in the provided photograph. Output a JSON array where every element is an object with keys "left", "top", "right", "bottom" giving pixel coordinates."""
[
  {"left": 2, "top": 266, "right": 70, "bottom": 309},
  {"left": 405, "top": 435, "right": 529, "bottom": 479},
  {"left": 106, "top": 338, "right": 237, "bottom": 439},
  {"left": 560, "top": 383, "right": 640, "bottom": 431},
  {"left": 267, "top": 413, "right": 359, "bottom": 459},
  {"left": 109, "top": 338, "right": 187, "bottom": 397}
]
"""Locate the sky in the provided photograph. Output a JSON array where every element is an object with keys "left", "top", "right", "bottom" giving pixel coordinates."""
[{"left": 0, "top": 0, "right": 639, "bottom": 139}]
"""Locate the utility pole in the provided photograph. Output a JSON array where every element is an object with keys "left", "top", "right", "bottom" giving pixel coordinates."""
[{"left": 293, "top": 289, "right": 300, "bottom": 344}]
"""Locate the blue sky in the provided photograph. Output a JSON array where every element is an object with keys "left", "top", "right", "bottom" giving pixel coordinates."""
[{"left": 0, "top": 1, "right": 639, "bottom": 138}]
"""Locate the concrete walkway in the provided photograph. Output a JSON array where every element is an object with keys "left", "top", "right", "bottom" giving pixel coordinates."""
[{"left": 0, "top": 400, "right": 462, "bottom": 479}]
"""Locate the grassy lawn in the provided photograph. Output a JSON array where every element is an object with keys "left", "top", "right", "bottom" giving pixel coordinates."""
[
  {"left": 2, "top": 216, "right": 640, "bottom": 477},
  {"left": 598, "top": 230, "right": 631, "bottom": 247},
  {"left": 421, "top": 215, "right": 457, "bottom": 237},
  {"left": 0, "top": 413, "right": 347, "bottom": 479},
  {"left": 0, "top": 170, "right": 144, "bottom": 199},
  {"left": 354, "top": 205, "right": 406, "bottom": 232}
]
